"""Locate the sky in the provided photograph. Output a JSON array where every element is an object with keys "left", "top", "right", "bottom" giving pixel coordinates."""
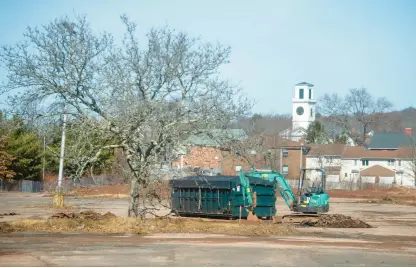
[{"left": 0, "top": 0, "right": 415, "bottom": 115}]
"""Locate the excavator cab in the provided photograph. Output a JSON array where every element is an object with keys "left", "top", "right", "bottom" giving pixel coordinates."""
[{"left": 295, "top": 168, "right": 329, "bottom": 213}]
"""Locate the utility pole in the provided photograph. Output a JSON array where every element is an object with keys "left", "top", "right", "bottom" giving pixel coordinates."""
[
  {"left": 54, "top": 104, "right": 67, "bottom": 208},
  {"left": 300, "top": 145, "right": 303, "bottom": 170},
  {"left": 42, "top": 136, "right": 46, "bottom": 183},
  {"left": 58, "top": 104, "right": 67, "bottom": 191}
]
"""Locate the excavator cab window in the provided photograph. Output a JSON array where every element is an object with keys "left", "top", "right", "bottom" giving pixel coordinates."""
[
  {"left": 309, "top": 181, "right": 324, "bottom": 194},
  {"left": 299, "top": 169, "right": 325, "bottom": 195}
]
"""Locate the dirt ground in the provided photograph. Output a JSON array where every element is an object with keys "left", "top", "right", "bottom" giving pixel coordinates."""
[
  {"left": 1, "top": 191, "right": 416, "bottom": 266},
  {"left": 327, "top": 185, "right": 415, "bottom": 198},
  {"left": 67, "top": 183, "right": 416, "bottom": 204},
  {"left": 328, "top": 186, "right": 416, "bottom": 206}
]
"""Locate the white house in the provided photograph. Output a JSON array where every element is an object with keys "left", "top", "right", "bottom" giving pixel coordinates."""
[
  {"left": 305, "top": 144, "right": 345, "bottom": 183},
  {"left": 341, "top": 147, "right": 398, "bottom": 185},
  {"left": 306, "top": 144, "right": 415, "bottom": 187},
  {"left": 396, "top": 147, "right": 415, "bottom": 186}
]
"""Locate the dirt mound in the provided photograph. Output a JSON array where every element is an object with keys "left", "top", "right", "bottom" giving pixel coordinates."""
[
  {"left": 7, "top": 217, "right": 296, "bottom": 236},
  {"left": 0, "top": 222, "right": 14, "bottom": 233},
  {"left": 300, "top": 214, "right": 372, "bottom": 228},
  {"left": 50, "top": 210, "right": 117, "bottom": 220}
]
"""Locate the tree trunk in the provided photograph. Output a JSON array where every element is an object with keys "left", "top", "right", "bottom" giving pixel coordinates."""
[{"left": 128, "top": 178, "right": 140, "bottom": 217}]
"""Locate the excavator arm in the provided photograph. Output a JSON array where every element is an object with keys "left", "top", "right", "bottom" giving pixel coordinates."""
[
  {"left": 238, "top": 169, "right": 259, "bottom": 221},
  {"left": 238, "top": 169, "right": 254, "bottom": 207},
  {"left": 247, "top": 170, "right": 298, "bottom": 211},
  {"left": 268, "top": 173, "right": 297, "bottom": 210}
]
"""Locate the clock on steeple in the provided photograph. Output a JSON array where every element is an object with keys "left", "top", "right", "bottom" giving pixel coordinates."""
[{"left": 292, "top": 82, "right": 316, "bottom": 130}]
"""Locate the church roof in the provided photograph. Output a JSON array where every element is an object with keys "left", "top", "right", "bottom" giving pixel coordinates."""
[{"left": 295, "top": 82, "right": 314, "bottom": 87}]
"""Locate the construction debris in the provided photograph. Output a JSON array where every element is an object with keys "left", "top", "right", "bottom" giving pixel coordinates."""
[
  {"left": 0, "top": 212, "right": 20, "bottom": 216},
  {"left": 50, "top": 210, "right": 116, "bottom": 220},
  {"left": 300, "top": 214, "right": 372, "bottom": 228}
]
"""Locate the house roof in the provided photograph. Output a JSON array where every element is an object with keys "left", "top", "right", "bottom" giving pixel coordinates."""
[
  {"left": 295, "top": 82, "right": 314, "bottom": 87},
  {"left": 262, "top": 135, "right": 304, "bottom": 148},
  {"left": 397, "top": 146, "right": 416, "bottom": 159},
  {"left": 183, "top": 129, "right": 247, "bottom": 147},
  {"left": 278, "top": 127, "right": 307, "bottom": 141},
  {"left": 307, "top": 144, "right": 345, "bottom": 157},
  {"left": 360, "top": 165, "right": 395, "bottom": 177},
  {"left": 367, "top": 132, "right": 415, "bottom": 149},
  {"left": 343, "top": 146, "right": 398, "bottom": 159}
]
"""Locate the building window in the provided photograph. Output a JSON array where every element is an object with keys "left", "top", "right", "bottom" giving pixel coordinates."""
[
  {"left": 309, "top": 88, "right": 312, "bottom": 99},
  {"left": 325, "top": 157, "right": 333, "bottom": 164},
  {"left": 398, "top": 160, "right": 401, "bottom": 166},
  {"left": 299, "top": 88, "right": 304, "bottom": 99},
  {"left": 282, "top": 165, "right": 289, "bottom": 175},
  {"left": 362, "top": 160, "right": 369, "bottom": 166},
  {"left": 310, "top": 108, "right": 313, "bottom": 117},
  {"left": 354, "top": 160, "right": 358, "bottom": 166},
  {"left": 387, "top": 160, "right": 395, "bottom": 166},
  {"left": 345, "top": 173, "right": 348, "bottom": 178}
]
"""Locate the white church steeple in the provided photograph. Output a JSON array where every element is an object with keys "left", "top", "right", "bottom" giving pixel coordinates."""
[{"left": 292, "top": 82, "right": 316, "bottom": 130}]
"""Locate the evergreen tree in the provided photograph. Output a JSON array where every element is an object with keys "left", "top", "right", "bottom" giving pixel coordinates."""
[
  {"left": 5, "top": 119, "right": 42, "bottom": 181},
  {"left": 305, "top": 120, "right": 328, "bottom": 144},
  {"left": 334, "top": 131, "right": 349, "bottom": 145}
]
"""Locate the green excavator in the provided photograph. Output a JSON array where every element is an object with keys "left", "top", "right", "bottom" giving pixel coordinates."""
[{"left": 239, "top": 168, "right": 330, "bottom": 222}]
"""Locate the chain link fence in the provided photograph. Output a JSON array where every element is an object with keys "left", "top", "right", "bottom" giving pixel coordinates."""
[{"left": 0, "top": 179, "right": 43, "bottom": 193}]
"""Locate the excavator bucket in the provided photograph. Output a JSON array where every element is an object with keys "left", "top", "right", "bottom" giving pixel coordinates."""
[
  {"left": 246, "top": 191, "right": 260, "bottom": 222},
  {"left": 247, "top": 211, "right": 260, "bottom": 222}
]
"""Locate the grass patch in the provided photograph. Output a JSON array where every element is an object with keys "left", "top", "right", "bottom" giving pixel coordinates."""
[{"left": 1, "top": 217, "right": 296, "bottom": 236}]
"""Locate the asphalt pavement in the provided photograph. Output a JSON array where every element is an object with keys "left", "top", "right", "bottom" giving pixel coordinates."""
[{"left": 1, "top": 232, "right": 416, "bottom": 266}]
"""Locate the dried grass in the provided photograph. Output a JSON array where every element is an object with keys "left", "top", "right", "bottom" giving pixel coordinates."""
[{"left": 3, "top": 217, "right": 296, "bottom": 236}]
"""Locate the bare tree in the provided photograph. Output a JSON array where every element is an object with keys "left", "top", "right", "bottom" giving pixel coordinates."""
[
  {"left": 319, "top": 88, "right": 392, "bottom": 146},
  {"left": 0, "top": 14, "right": 252, "bottom": 217},
  {"left": 307, "top": 144, "right": 345, "bottom": 188},
  {"left": 46, "top": 116, "right": 116, "bottom": 184},
  {"left": 405, "top": 136, "right": 416, "bottom": 187}
]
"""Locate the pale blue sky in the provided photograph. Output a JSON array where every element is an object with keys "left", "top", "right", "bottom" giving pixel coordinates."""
[{"left": 0, "top": 0, "right": 415, "bottom": 114}]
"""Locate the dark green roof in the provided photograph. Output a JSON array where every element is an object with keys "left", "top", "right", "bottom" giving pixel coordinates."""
[
  {"left": 183, "top": 129, "right": 247, "bottom": 147},
  {"left": 295, "top": 82, "right": 314, "bottom": 87},
  {"left": 368, "top": 132, "right": 415, "bottom": 149}
]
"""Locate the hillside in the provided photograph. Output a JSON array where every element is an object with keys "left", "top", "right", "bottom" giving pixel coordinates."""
[{"left": 235, "top": 107, "right": 416, "bottom": 135}]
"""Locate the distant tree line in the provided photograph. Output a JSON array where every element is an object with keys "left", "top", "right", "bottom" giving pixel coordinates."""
[{"left": 0, "top": 111, "right": 114, "bottom": 182}]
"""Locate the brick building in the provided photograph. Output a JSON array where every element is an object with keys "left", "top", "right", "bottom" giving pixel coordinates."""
[
  {"left": 173, "top": 130, "right": 310, "bottom": 179},
  {"left": 260, "top": 135, "right": 309, "bottom": 180}
]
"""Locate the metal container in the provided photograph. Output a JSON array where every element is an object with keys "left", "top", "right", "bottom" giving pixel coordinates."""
[{"left": 170, "top": 175, "right": 276, "bottom": 219}]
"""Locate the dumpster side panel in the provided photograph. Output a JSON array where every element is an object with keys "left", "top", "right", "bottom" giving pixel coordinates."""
[
  {"left": 252, "top": 184, "right": 277, "bottom": 218},
  {"left": 171, "top": 176, "right": 235, "bottom": 217},
  {"left": 231, "top": 182, "right": 276, "bottom": 218},
  {"left": 171, "top": 175, "right": 276, "bottom": 219}
]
